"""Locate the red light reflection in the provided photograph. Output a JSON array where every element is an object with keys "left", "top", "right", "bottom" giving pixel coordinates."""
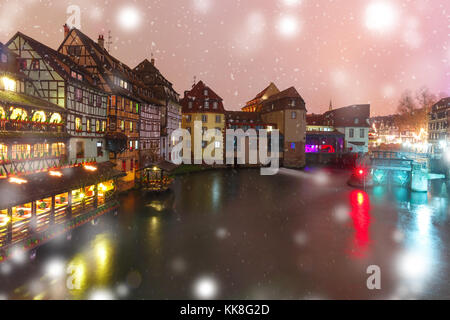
[{"left": 348, "top": 190, "right": 372, "bottom": 258}]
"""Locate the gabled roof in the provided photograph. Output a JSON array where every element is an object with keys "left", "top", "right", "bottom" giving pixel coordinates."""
[
  {"left": 180, "top": 80, "right": 225, "bottom": 113},
  {"left": 249, "top": 82, "right": 279, "bottom": 102},
  {"left": 264, "top": 87, "right": 305, "bottom": 104},
  {"left": 62, "top": 28, "right": 160, "bottom": 105},
  {"left": 133, "top": 59, "right": 179, "bottom": 102},
  {"left": 324, "top": 104, "right": 371, "bottom": 128},
  {"left": 6, "top": 32, "right": 101, "bottom": 91}
]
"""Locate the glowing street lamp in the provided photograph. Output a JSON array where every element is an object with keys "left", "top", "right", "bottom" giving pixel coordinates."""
[
  {"left": 84, "top": 165, "right": 97, "bottom": 172},
  {"left": 9, "top": 177, "right": 28, "bottom": 184}
]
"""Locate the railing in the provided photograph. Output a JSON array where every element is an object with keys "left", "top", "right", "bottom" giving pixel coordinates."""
[
  {"left": 0, "top": 193, "right": 117, "bottom": 251},
  {"left": 0, "top": 120, "right": 64, "bottom": 133}
]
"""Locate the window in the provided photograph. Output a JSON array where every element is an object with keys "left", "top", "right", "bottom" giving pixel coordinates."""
[
  {"left": 129, "top": 121, "right": 133, "bottom": 132},
  {"left": 354, "top": 118, "right": 359, "bottom": 125},
  {"left": 360, "top": 129, "right": 365, "bottom": 138},
  {"left": 96, "top": 95, "right": 102, "bottom": 107},
  {"left": 291, "top": 111, "right": 297, "bottom": 119},
  {"left": 204, "top": 89, "right": 208, "bottom": 96},
  {"left": 0, "top": 53, "right": 7, "bottom": 63},
  {"left": 202, "top": 115, "right": 208, "bottom": 123},
  {"left": 76, "top": 141, "right": 85, "bottom": 159},
  {"left": 95, "top": 120, "right": 100, "bottom": 132},
  {"left": 97, "top": 141, "right": 103, "bottom": 157},
  {"left": 75, "top": 117, "right": 82, "bottom": 131},
  {"left": 291, "top": 100, "right": 296, "bottom": 107},
  {"left": 135, "top": 141, "right": 139, "bottom": 150},
  {"left": 186, "top": 115, "right": 192, "bottom": 123},
  {"left": 102, "top": 121, "right": 106, "bottom": 132},
  {"left": 0, "top": 144, "right": 7, "bottom": 161},
  {"left": 213, "top": 101, "right": 218, "bottom": 109},
  {"left": 12, "top": 144, "right": 31, "bottom": 160},
  {"left": 75, "top": 88, "right": 83, "bottom": 102},
  {"left": 215, "top": 115, "right": 221, "bottom": 123},
  {"left": 33, "top": 143, "right": 49, "bottom": 158},
  {"left": 188, "top": 101, "right": 193, "bottom": 109},
  {"left": 87, "top": 119, "right": 91, "bottom": 132},
  {"left": 67, "top": 46, "right": 81, "bottom": 57},
  {"left": 31, "top": 59, "right": 40, "bottom": 70},
  {"left": 120, "top": 120, "right": 125, "bottom": 131},
  {"left": 349, "top": 128, "right": 354, "bottom": 138},
  {"left": 215, "top": 141, "right": 221, "bottom": 148},
  {"left": 51, "top": 143, "right": 66, "bottom": 157},
  {"left": 205, "top": 101, "right": 209, "bottom": 109}
]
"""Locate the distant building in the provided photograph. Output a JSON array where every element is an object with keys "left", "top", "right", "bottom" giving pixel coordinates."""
[
  {"left": 323, "top": 104, "right": 371, "bottom": 153},
  {"left": 260, "top": 87, "right": 307, "bottom": 168},
  {"left": 241, "top": 82, "right": 280, "bottom": 112},
  {"left": 428, "top": 97, "right": 450, "bottom": 154},
  {"left": 180, "top": 81, "right": 226, "bottom": 162},
  {"left": 134, "top": 58, "right": 182, "bottom": 162},
  {"left": 306, "top": 114, "right": 345, "bottom": 154}
]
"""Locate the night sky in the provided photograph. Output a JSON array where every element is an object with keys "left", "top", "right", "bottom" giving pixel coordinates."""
[{"left": 0, "top": 0, "right": 449, "bottom": 115}]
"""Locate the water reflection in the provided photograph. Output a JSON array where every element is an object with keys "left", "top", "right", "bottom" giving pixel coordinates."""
[{"left": 348, "top": 190, "right": 371, "bottom": 258}]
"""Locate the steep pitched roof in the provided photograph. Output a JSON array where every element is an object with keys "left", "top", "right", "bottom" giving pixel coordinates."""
[
  {"left": 133, "top": 58, "right": 179, "bottom": 102},
  {"left": 63, "top": 28, "right": 160, "bottom": 105},
  {"left": 6, "top": 32, "right": 100, "bottom": 90},
  {"left": 264, "top": 87, "right": 304, "bottom": 104},
  {"left": 324, "top": 104, "right": 371, "bottom": 128},
  {"left": 180, "top": 80, "right": 225, "bottom": 113}
]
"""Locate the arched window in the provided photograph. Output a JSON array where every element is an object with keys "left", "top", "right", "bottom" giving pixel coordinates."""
[
  {"left": 49, "top": 113, "right": 62, "bottom": 124},
  {"left": 10, "top": 108, "right": 28, "bottom": 121},
  {"left": 32, "top": 111, "right": 46, "bottom": 123}
]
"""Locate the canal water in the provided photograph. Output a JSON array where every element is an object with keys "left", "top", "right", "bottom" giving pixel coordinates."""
[{"left": 0, "top": 168, "right": 449, "bottom": 300}]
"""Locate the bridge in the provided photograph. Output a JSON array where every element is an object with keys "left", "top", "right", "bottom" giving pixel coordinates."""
[{"left": 353, "top": 151, "right": 445, "bottom": 192}]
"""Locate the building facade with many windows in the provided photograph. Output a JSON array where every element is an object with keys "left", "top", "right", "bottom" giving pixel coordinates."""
[
  {"left": 6, "top": 32, "right": 109, "bottom": 165},
  {"left": 428, "top": 97, "right": 450, "bottom": 154}
]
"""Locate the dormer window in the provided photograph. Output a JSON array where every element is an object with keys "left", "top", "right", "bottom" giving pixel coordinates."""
[
  {"left": 354, "top": 118, "right": 360, "bottom": 125},
  {"left": 213, "top": 101, "right": 218, "bottom": 109},
  {"left": 204, "top": 89, "right": 208, "bottom": 96},
  {"left": 188, "top": 101, "right": 193, "bottom": 109}
]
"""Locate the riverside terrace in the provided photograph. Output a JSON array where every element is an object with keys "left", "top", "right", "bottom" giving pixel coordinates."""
[{"left": 0, "top": 162, "right": 124, "bottom": 261}]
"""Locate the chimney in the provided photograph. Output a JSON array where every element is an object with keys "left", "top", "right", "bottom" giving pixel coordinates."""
[
  {"left": 98, "top": 35, "right": 105, "bottom": 49},
  {"left": 63, "top": 24, "right": 70, "bottom": 38},
  {"left": 151, "top": 57, "right": 155, "bottom": 66}
]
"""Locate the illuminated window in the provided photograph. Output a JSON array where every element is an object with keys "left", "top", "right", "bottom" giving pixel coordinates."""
[
  {"left": 0, "top": 106, "right": 5, "bottom": 119},
  {"left": 135, "top": 140, "right": 139, "bottom": 150},
  {"left": 33, "top": 143, "right": 49, "bottom": 158},
  {"left": 49, "top": 113, "right": 62, "bottom": 124},
  {"left": 75, "top": 88, "right": 83, "bottom": 102},
  {"left": 102, "top": 121, "right": 106, "bottom": 132},
  {"left": 87, "top": 119, "right": 91, "bottom": 132},
  {"left": 51, "top": 143, "right": 66, "bottom": 157},
  {"left": 120, "top": 120, "right": 125, "bottom": 131},
  {"left": 32, "top": 111, "right": 46, "bottom": 123},
  {"left": 0, "top": 144, "right": 7, "bottom": 161},
  {"left": 12, "top": 144, "right": 31, "bottom": 160},
  {"left": 75, "top": 117, "right": 82, "bottom": 131},
  {"left": 129, "top": 121, "right": 133, "bottom": 132},
  {"left": 96, "top": 120, "right": 100, "bottom": 132},
  {"left": 10, "top": 108, "right": 27, "bottom": 121}
]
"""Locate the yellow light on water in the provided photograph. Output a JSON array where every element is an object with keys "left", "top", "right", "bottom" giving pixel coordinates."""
[
  {"left": 9, "top": 177, "right": 28, "bottom": 184},
  {"left": 49, "top": 171, "right": 63, "bottom": 177},
  {"left": 0, "top": 215, "right": 10, "bottom": 227},
  {"left": 84, "top": 165, "right": 97, "bottom": 172}
]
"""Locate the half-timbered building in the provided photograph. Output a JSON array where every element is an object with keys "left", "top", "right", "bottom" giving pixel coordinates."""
[
  {"left": 134, "top": 58, "right": 181, "bottom": 161},
  {"left": 6, "top": 32, "right": 109, "bottom": 165},
  {"left": 58, "top": 26, "right": 161, "bottom": 190}
]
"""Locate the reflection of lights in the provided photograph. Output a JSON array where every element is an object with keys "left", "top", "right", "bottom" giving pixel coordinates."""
[
  {"left": 349, "top": 191, "right": 371, "bottom": 258},
  {"left": 357, "top": 192, "right": 364, "bottom": 205},
  {"left": 147, "top": 201, "right": 165, "bottom": 212},
  {"left": 0, "top": 214, "right": 10, "bottom": 227},
  {"left": 416, "top": 206, "right": 431, "bottom": 237},
  {"left": 44, "top": 259, "right": 66, "bottom": 279},
  {"left": 84, "top": 165, "right": 97, "bottom": 171},
  {"left": 89, "top": 289, "right": 115, "bottom": 300},
  {"left": 9, "top": 177, "right": 27, "bottom": 184},
  {"left": 93, "top": 235, "right": 113, "bottom": 285},
  {"left": 49, "top": 171, "right": 63, "bottom": 177},
  {"left": 10, "top": 247, "right": 26, "bottom": 265},
  {"left": 194, "top": 277, "right": 219, "bottom": 299},
  {"left": 67, "top": 256, "right": 87, "bottom": 293}
]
